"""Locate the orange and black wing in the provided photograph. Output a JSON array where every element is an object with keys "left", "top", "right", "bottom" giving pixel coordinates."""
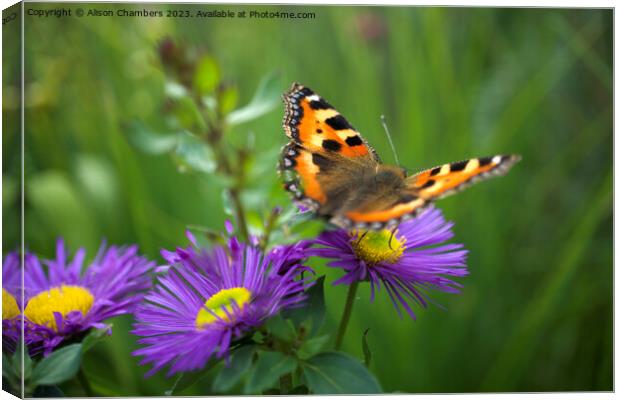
[
  {"left": 332, "top": 155, "right": 521, "bottom": 230},
  {"left": 280, "top": 82, "right": 522, "bottom": 230},
  {"left": 407, "top": 155, "right": 521, "bottom": 200},
  {"left": 336, "top": 192, "right": 429, "bottom": 230},
  {"left": 280, "top": 83, "right": 379, "bottom": 211},
  {"left": 282, "top": 82, "right": 380, "bottom": 162}
]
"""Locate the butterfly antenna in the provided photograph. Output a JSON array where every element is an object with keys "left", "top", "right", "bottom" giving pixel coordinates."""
[
  {"left": 388, "top": 226, "right": 398, "bottom": 251},
  {"left": 355, "top": 230, "right": 369, "bottom": 246},
  {"left": 381, "top": 115, "right": 400, "bottom": 167}
]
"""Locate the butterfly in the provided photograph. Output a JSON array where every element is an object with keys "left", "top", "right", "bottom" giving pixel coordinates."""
[{"left": 279, "top": 82, "right": 521, "bottom": 231}]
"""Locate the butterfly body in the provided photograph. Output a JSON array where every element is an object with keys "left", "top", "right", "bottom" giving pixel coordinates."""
[{"left": 280, "top": 82, "right": 521, "bottom": 230}]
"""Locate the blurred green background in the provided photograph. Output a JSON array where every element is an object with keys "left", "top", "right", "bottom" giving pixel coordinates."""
[{"left": 3, "top": 3, "right": 612, "bottom": 394}]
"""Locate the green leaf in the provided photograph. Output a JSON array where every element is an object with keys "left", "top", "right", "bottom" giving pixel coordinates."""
[
  {"left": 12, "top": 341, "right": 32, "bottom": 381},
  {"left": 31, "top": 344, "right": 83, "bottom": 386},
  {"left": 186, "top": 225, "right": 227, "bottom": 247},
  {"left": 166, "top": 358, "right": 220, "bottom": 395},
  {"left": 125, "top": 120, "right": 178, "bottom": 154},
  {"left": 218, "top": 84, "right": 239, "bottom": 114},
  {"left": 126, "top": 122, "right": 217, "bottom": 174},
  {"left": 243, "top": 189, "right": 268, "bottom": 211},
  {"left": 245, "top": 209, "right": 266, "bottom": 237},
  {"left": 169, "top": 96, "right": 207, "bottom": 132},
  {"left": 264, "top": 314, "right": 297, "bottom": 342},
  {"left": 289, "top": 218, "right": 325, "bottom": 242},
  {"left": 210, "top": 173, "right": 236, "bottom": 188},
  {"left": 284, "top": 276, "right": 326, "bottom": 335},
  {"left": 11, "top": 341, "right": 23, "bottom": 368},
  {"left": 32, "top": 385, "right": 65, "bottom": 397},
  {"left": 193, "top": 55, "right": 220, "bottom": 95},
  {"left": 302, "top": 351, "right": 382, "bottom": 394},
  {"left": 3, "top": 352, "right": 18, "bottom": 383},
  {"left": 165, "top": 374, "right": 186, "bottom": 396},
  {"left": 202, "top": 95, "right": 217, "bottom": 113},
  {"left": 221, "top": 189, "right": 235, "bottom": 217},
  {"left": 271, "top": 209, "right": 324, "bottom": 246},
  {"left": 164, "top": 81, "right": 188, "bottom": 100},
  {"left": 277, "top": 204, "right": 312, "bottom": 226},
  {"left": 173, "top": 131, "right": 216, "bottom": 174},
  {"left": 212, "top": 345, "right": 256, "bottom": 392},
  {"left": 362, "top": 328, "right": 372, "bottom": 367},
  {"left": 289, "top": 385, "right": 310, "bottom": 394},
  {"left": 74, "top": 155, "right": 118, "bottom": 212},
  {"left": 244, "top": 351, "right": 297, "bottom": 394},
  {"left": 2, "top": 174, "right": 17, "bottom": 206},
  {"left": 298, "top": 335, "right": 329, "bottom": 359},
  {"left": 26, "top": 171, "right": 98, "bottom": 248},
  {"left": 82, "top": 324, "right": 112, "bottom": 353},
  {"left": 20, "top": 351, "right": 32, "bottom": 382},
  {"left": 227, "top": 73, "right": 280, "bottom": 125}
]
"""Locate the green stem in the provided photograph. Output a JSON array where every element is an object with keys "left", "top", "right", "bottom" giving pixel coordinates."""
[
  {"left": 259, "top": 207, "right": 281, "bottom": 250},
  {"left": 77, "top": 367, "right": 95, "bottom": 397},
  {"left": 212, "top": 140, "right": 249, "bottom": 243},
  {"left": 279, "top": 372, "right": 292, "bottom": 394},
  {"left": 228, "top": 187, "right": 250, "bottom": 242},
  {"left": 335, "top": 281, "right": 359, "bottom": 351},
  {"left": 200, "top": 77, "right": 256, "bottom": 245}
]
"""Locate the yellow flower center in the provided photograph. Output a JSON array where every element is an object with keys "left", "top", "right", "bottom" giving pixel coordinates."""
[
  {"left": 2, "top": 289, "right": 20, "bottom": 320},
  {"left": 24, "top": 285, "right": 94, "bottom": 332},
  {"left": 195, "top": 287, "right": 251, "bottom": 328},
  {"left": 350, "top": 229, "right": 406, "bottom": 265}
]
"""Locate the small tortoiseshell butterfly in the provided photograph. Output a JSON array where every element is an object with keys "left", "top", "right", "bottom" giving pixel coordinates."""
[{"left": 279, "top": 82, "right": 521, "bottom": 230}]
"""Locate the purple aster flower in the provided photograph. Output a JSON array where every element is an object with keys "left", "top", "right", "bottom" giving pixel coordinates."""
[
  {"left": 269, "top": 239, "right": 313, "bottom": 275},
  {"left": 306, "top": 206, "right": 468, "bottom": 319},
  {"left": 132, "top": 231, "right": 312, "bottom": 377},
  {"left": 10, "top": 239, "right": 155, "bottom": 355},
  {"left": 3, "top": 252, "right": 23, "bottom": 352}
]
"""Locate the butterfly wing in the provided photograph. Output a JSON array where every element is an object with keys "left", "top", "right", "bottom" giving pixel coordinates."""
[
  {"left": 282, "top": 82, "right": 380, "bottom": 161},
  {"left": 408, "top": 155, "right": 521, "bottom": 200},
  {"left": 333, "top": 155, "right": 521, "bottom": 230},
  {"left": 280, "top": 83, "right": 380, "bottom": 213},
  {"left": 280, "top": 142, "right": 374, "bottom": 213},
  {"left": 335, "top": 186, "right": 429, "bottom": 230},
  {"left": 280, "top": 82, "right": 521, "bottom": 230}
]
